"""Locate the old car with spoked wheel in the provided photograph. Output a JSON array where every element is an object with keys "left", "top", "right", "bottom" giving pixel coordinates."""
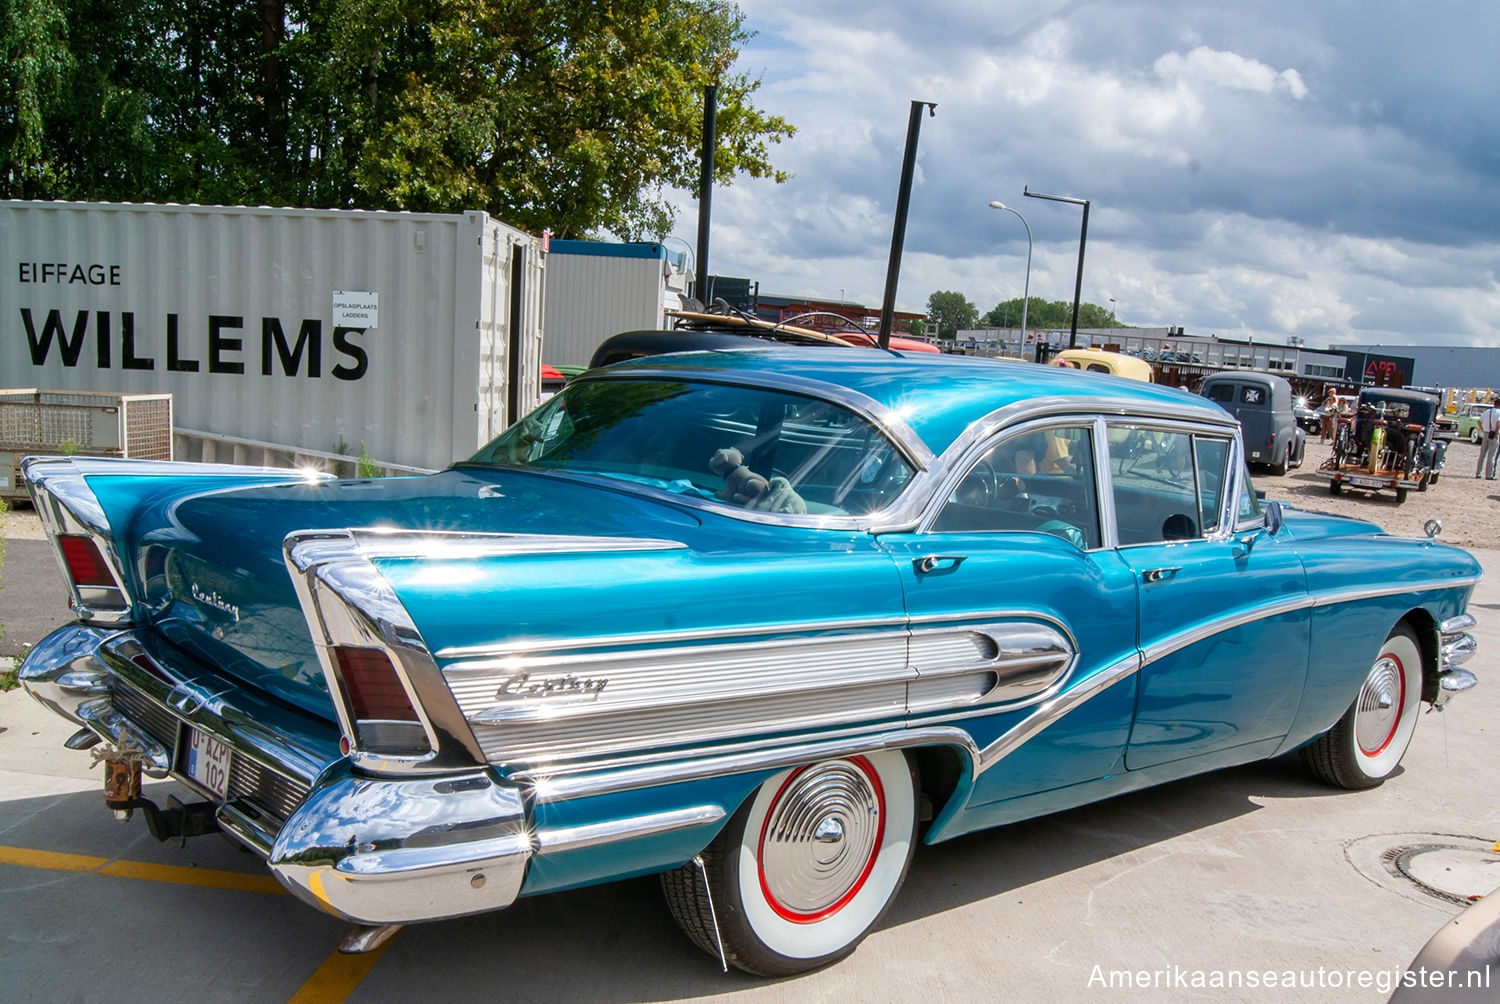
[
  {"left": 1324, "top": 386, "right": 1448, "bottom": 503},
  {"left": 18, "top": 350, "right": 1481, "bottom": 975}
]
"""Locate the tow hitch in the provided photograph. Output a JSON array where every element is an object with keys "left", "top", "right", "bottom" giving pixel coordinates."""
[{"left": 92, "top": 743, "right": 221, "bottom": 846}]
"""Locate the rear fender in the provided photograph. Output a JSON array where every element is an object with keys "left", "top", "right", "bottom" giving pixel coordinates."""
[{"left": 23, "top": 456, "right": 331, "bottom": 625}]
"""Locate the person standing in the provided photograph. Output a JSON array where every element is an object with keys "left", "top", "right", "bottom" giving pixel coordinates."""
[
  {"left": 1476, "top": 398, "right": 1500, "bottom": 479},
  {"left": 1320, "top": 388, "right": 1339, "bottom": 443}
]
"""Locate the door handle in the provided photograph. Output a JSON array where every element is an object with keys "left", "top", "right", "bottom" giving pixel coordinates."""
[
  {"left": 914, "top": 555, "right": 966, "bottom": 574},
  {"left": 1141, "top": 566, "right": 1181, "bottom": 583}
]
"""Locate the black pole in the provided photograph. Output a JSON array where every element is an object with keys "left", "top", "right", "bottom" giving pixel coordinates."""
[
  {"left": 878, "top": 100, "right": 936, "bottom": 348},
  {"left": 1024, "top": 187, "right": 1091, "bottom": 349},
  {"left": 1068, "top": 200, "right": 1089, "bottom": 348},
  {"left": 695, "top": 84, "right": 717, "bottom": 305}
]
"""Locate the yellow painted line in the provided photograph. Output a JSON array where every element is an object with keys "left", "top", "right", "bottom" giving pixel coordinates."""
[
  {"left": 287, "top": 940, "right": 394, "bottom": 1004},
  {"left": 0, "top": 846, "right": 109, "bottom": 873},
  {"left": 0, "top": 844, "right": 285, "bottom": 894},
  {"left": 3, "top": 843, "right": 396, "bottom": 1000}
]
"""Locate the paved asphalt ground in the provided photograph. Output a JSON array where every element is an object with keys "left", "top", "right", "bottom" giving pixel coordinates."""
[{"left": 1, "top": 523, "right": 1497, "bottom": 1003}]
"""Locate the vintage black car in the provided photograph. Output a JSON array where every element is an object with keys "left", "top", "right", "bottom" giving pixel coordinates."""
[{"left": 1323, "top": 387, "right": 1447, "bottom": 503}]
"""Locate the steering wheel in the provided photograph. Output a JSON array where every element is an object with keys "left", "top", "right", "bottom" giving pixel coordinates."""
[{"left": 954, "top": 458, "right": 999, "bottom": 506}]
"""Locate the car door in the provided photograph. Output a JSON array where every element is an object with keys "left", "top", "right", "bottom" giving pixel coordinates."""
[
  {"left": 877, "top": 420, "right": 1141, "bottom": 807},
  {"left": 1104, "top": 423, "right": 1310, "bottom": 771}
]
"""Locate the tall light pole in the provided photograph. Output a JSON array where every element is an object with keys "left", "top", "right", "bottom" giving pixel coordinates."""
[
  {"left": 1024, "top": 186, "right": 1090, "bottom": 348},
  {"left": 988, "top": 201, "right": 1031, "bottom": 353},
  {"left": 1108, "top": 297, "right": 1116, "bottom": 326}
]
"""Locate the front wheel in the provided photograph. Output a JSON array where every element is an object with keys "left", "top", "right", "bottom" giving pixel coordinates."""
[
  {"left": 1301, "top": 624, "right": 1423, "bottom": 789},
  {"left": 662, "top": 751, "right": 917, "bottom": 976}
]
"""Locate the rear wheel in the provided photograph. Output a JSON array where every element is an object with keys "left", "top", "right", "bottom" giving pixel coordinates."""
[
  {"left": 662, "top": 751, "right": 917, "bottom": 976},
  {"left": 1301, "top": 624, "right": 1423, "bottom": 789},
  {"left": 1329, "top": 479, "right": 1343, "bottom": 495},
  {"left": 1395, "top": 486, "right": 1409, "bottom": 504}
]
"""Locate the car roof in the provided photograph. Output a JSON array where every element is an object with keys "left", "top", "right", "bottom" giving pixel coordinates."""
[
  {"left": 596, "top": 347, "right": 1223, "bottom": 455},
  {"left": 1359, "top": 387, "right": 1438, "bottom": 404},
  {"left": 1201, "top": 371, "right": 1290, "bottom": 389}
]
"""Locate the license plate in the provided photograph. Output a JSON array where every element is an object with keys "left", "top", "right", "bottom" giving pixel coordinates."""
[
  {"left": 185, "top": 727, "right": 231, "bottom": 800},
  {"left": 1348, "top": 476, "right": 1386, "bottom": 489}
]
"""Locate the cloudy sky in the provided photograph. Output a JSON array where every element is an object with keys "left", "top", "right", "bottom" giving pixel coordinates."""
[{"left": 666, "top": 0, "right": 1500, "bottom": 347}]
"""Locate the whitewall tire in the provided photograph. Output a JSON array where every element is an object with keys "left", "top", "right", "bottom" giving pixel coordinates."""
[
  {"left": 662, "top": 750, "right": 917, "bottom": 976},
  {"left": 1302, "top": 624, "right": 1423, "bottom": 789}
]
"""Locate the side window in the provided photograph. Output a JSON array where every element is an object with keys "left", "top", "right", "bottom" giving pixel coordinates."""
[
  {"left": 932, "top": 425, "right": 1100, "bottom": 549},
  {"left": 1194, "top": 437, "right": 1232, "bottom": 533},
  {"left": 1107, "top": 426, "right": 1203, "bottom": 545},
  {"left": 1237, "top": 458, "right": 1262, "bottom": 525}
]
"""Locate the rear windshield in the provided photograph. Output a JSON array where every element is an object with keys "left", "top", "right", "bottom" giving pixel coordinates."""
[
  {"left": 467, "top": 378, "right": 916, "bottom": 517},
  {"left": 1205, "top": 383, "right": 1266, "bottom": 407}
]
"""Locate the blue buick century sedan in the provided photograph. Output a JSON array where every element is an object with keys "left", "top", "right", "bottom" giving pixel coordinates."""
[{"left": 20, "top": 349, "right": 1481, "bottom": 976}]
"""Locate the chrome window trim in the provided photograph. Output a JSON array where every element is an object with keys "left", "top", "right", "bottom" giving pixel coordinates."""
[
  {"left": 875, "top": 397, "right": 1239, "bottom": 537},
  {"left": 566, "top": 366, "right": 936, "bottom": 470},
  {"left": 474, "top": 368, "right": 936, "bottom": 530},
  {"left": 1097, "top": 418, "right": 1250, "bottom": 547},
  {"left": 912, "top": 417, "right": 1109, "bottom": 550}
]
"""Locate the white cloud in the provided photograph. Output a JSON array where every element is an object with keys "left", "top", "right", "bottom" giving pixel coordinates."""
[
  {"left": 671, "top": 1, "right": 1500, "bottom": 348},
  {"left": 1154, "top": 46, "right": 1309, "bottom": 100}
]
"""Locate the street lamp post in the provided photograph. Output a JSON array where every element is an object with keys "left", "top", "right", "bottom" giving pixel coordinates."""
[
  {"left": 1108, "top": 297, "right": 1116, "bottom": 327},
  {"left": 1024, "top": 186, "right": 1090, "bottom": 348},
  {"left": 987, "top": 201, "right": 1031, "bottom": 355}
]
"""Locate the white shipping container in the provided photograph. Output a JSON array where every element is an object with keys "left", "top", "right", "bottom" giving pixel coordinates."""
[
  {"left": 542, "top": 239, "right": 691, "bottom": 367},
  {"left": 0, "top": 201, "right": 544, "bottom": 472}
]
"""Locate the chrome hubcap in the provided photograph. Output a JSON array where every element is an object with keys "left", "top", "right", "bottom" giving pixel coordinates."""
[
  {"left": 759, "top": 759, "right": 884, "bottom": 918},
  {"left": 1355, "top": 655, "right": 1404, "bottom": 754}
]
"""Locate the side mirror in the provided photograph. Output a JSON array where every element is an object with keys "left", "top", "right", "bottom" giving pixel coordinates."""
[{"left": 1263, "top": 499, "right": 1283, "bottom": 536}]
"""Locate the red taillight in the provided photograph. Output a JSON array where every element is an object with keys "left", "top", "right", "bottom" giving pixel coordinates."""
[
  {"left": 335, "top": 647, "right": 420, "bottom": 722},
  {"left": 59, "top": 534, "right": 115, "bottom": 588}
]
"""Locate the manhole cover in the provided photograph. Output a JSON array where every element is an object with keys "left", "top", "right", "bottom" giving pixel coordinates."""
[{"left": 1347, "top": 833, "right": 1500, "bottom": 906}]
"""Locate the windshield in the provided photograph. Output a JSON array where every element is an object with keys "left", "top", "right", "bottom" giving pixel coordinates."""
[{"left": 467, "top": 378, "right": 917, "bottom": 517}]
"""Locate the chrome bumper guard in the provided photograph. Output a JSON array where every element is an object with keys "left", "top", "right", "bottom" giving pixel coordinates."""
[
  {"left": 20, "top": 624, "right": 532, "bottom": 925},
  {"left": 1435, "top": 614, "right": 1479, "bottom": 708},
  {"left": 269, "top": 768, "right": 530, "bottom": 924}
]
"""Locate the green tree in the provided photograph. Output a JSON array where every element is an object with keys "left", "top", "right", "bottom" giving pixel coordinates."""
[
  {"left": 1, "top": 0, "right": 794, "bottom": 240},
  {"left": 982, "top": 297, "right": 1124, "bottom": 331},
  {"left": 0, "top": 0, "right": 69, "bottom": 196},
  {"left": 925, "top": 290, "right": 977, "bottom": 338}
]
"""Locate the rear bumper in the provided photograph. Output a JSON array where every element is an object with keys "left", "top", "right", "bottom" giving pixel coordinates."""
[{"left": 20, "top": 623, "right": 532, "bottom": 924}]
